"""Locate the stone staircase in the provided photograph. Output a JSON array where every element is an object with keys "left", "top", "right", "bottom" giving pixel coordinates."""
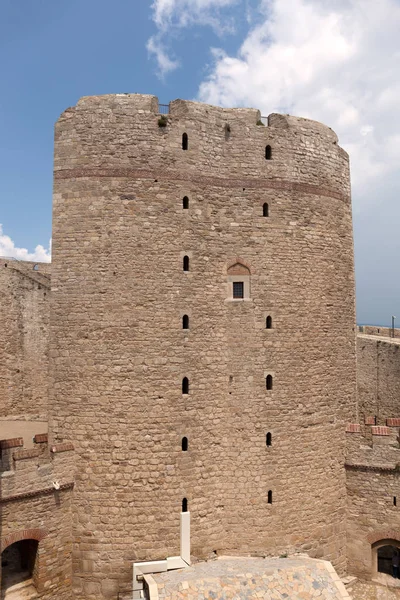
[{"left": 2, "top": 577, "right": 38, "bottom": 600}]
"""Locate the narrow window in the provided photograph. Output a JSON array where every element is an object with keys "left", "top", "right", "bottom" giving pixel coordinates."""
[
  {"left": 182, "top": 314, "right": 189, "bottom": 329},
  {"left": 182, "top": 133, "right": 188, "bottom": 150},
  {"left": 233, "top": 282, "right": 244, "bottom": 299},
  {"left": 182, "top": 377, "right": 189, "bottom": 394},
  {"left": 182, "top": 437, "right": 188, "bottom": 451},
  {"left": 266, "top": 316, "right": 272, "bottom": 329},
  {"left": 265, "top": 145, "right": 272, "bottom": 160},
  {"left": 263, "top": 203, "right": 269, "bottom": 217},
  {"left": 182, "top": 498, "right": 188, "bottom": 512},
  {"left": 266, "top": 432, "right": 272, "bottom": 446},
  {"left": 266, "top": 375, "right": 273, "bottom": 390},
  {"left": 395, "top": 496, "right": 397, "bottom": 506},
  {"left": 33, "top": 264, "right": 39, "bottom": 271},
  {"left": 268, "top": 490, "right": 273, "bottom": 504},
  {"left": 183, "top": 196, "right": 189, "bottom": 209},
  {"left": 183, "top": 255, "right": 189, "bottom": 272}
]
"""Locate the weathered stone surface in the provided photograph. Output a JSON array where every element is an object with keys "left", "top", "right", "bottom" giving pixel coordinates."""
[
  {"left": 154, "top": 557, "right": 350, "bottom": 599},
  {"left": 49, "top": 94, "right": 356, "bottom": 597}
]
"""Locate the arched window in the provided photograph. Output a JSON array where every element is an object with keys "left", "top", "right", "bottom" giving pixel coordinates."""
[
  {"left": 182, "top": 315, "right": 189, "bottom": 329},
  {"left": 33, "top": 264, "right": 39, "bottom": 271},
  {"left": 227, "top": 259, "right": 251, "bottom": 301},
  {"left": 183, "top": 196, "right": 189, "bottom": 209},
  {"left": 265, "top": 145, "right": 272, "bottom": 160},
  {"left": 266, "top": 316, "right": 272, "bottom": 329},
  {"left": 182, "top": 437, "right": 188, "bottom": 451},
  {"left": 182, "top": 133, "right": 188, "bottom": 150},
  {"left": 266, "top": 432, "right": 272, "bottom": 446},
  {"left": 266, "top": 375, "right": 273, "bottom": 390},
  {"left": 268, "top": 490, "right": 273, "bottom": 504},
  {"left": 182, "top": 498, "right": 188, "bottom": 512},
  {"left": 263, "top": 203, "right": 269, "bottom": 217},
  {"left": 183, "top": 256, "right": 189, "bottom": 272},
  {"left": 182, "top": 377, "right": 189, "bottom": 394}
]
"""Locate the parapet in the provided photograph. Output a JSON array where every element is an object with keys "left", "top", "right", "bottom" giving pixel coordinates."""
[
  {"left": 58, "top": 93, "right": 341, "bottom": 144},
  {"left": 0, "top": 432, "right": 74, "bottom": 502},
  {"left": 54, "top": 93, "right": 350, "bottom": 203},
  {"left": 345, "top": 418, "right": 400, "bottom": 470}
]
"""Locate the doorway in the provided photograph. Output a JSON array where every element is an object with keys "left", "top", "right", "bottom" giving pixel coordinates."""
[{"left": 1, "top": 539, "right": 38, "bottom": 596}]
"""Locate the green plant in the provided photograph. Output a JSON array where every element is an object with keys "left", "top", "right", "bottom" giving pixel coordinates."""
[
  {"left": 257, "top": 119, "right": 265, "bottom": 126},
  {"left": 279, "top": 553, "right": 288, "bottom": 558},
  {"left": 158, "top": 115, "right": 168, "bottom": 128}
]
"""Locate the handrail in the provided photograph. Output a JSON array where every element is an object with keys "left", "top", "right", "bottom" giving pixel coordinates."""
[{"left": 158, "top": 103, "right": 169, "bottom": 115}]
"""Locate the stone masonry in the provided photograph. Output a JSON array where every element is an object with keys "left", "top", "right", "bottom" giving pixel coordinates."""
[
  {"left": 0, "top": 259, "right": 50, "bottom": 420},
  {"left": 47, "top": 94, "right": 356, "bottom": 599}
]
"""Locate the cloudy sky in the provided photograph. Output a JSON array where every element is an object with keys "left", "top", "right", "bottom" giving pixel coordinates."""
[{"left": 1, "top": 0, "right": 399, "bottom": 324}]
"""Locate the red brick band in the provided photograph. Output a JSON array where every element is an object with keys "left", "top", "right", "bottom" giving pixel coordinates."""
[
  {"left": 345, "top": 462, "right": 397, "bottom": 473},
  {"left": 50, "top": 442, "right": 74, "bottom": 453},
  {"left": 0, "top": 481, "right": 74, "bottom": 505},
  {"left": 346, "top": 423, "right": 361, "bottom": 433},
  {"left": 1, "top": 528, "right": 48, "bottom": 552},
  {"left": 13, "top": 448, "right": 41, "bottom": 461},
  {"left": 34, "top": 433, "right": 48, "bottom": 444},
  {"left": 371, "top": 426, "right": 391, "bottom": 436},
  {"left": 368, "top": 530, "right": 400, "bottom": 545},
  {"left": 0, "top": 437, "right": 23, "bottom": 449},
  {"left": 54, "top": 168, "right": 348, "bottom": 202},
  {"left": 365, "top": 416, "right": 376, "bottom": 425},
  {"left": 387, "top": 418, "right": 400, "bottom": 427}
]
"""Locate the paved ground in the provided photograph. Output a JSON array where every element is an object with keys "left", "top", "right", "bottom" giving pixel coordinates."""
[
  {"left": 153, "top": 556, "right": 350, "bottom": 599},
  {"left": 349, "top": 579, "right": 400, "bottom": 600}
]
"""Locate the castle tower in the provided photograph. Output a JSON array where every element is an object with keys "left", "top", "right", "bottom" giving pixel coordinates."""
[{"left": 50, "top": 94, "right": 356, "bottom": 598}]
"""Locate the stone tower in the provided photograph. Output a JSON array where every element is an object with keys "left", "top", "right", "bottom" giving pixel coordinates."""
[{"left": 50, "top": 94, "right": 356, "bottom": 598}]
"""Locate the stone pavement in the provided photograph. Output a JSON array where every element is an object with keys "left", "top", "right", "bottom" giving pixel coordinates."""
[
  {"left": 348, "top": 580, "right": 400, "bottom": 600},
  {"left": 153, "top": 556, "right": 350, "bottom": 599}
]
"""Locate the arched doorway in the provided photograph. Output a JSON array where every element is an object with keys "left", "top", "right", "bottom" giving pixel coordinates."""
[
  {"left": 1, "top": 539, "right": 38, "bottom": 596},
  {"left": 372, "top": 538, "right": 400, "bottom": 582},
  {"left": 377, "top": 544, "right": 398, "bottom": 576}
]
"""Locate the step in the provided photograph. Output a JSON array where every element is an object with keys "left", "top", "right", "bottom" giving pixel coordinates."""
[{"left": 2, "top": 578, "right": 38, "bottom": 600}]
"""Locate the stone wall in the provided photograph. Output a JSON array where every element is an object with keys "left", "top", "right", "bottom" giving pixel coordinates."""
[
  {"left": 346, "top": 425, "right": 400, "bottom": 579},
  {"left": 0, "top": 435, "right": 74, "bottom": 599},
  {"left": 357, "top": 334, "right": 400, "bottom": 423},
  {"left": 50, "top": 94, "right": 356, "bottom": 599},
  {"left": 358, "top": 325, "right": 400, "bottom": 338},
  {"left": 0, "top": 258, "right": 50, "bottom": 419}
]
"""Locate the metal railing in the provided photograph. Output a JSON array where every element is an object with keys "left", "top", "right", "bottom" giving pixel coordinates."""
[{"left": 158, "top": 103, "right": 170, "bottom": 115}]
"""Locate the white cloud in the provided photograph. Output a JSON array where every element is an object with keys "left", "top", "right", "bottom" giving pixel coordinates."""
[
  {"left": 147, "top": 36, "right": 180, "bottom": 77},
  {"left": 0, "top": 224, "right": 51, "bottom": 263},
  {"left": 151, "top": 0, "right": 238, "bottom": 30},
  {"left": 196, "top": 0, "right": 400, "bottom": 202},
  {"left": 148, "top": 0, "right": 240, "bottom": 75}
]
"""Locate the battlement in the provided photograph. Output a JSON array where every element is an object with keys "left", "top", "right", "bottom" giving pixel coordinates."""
[
  {"left": 0, "top": 433, "right": 74, "bottom": 501},
  {"left": 62, "top": 94, "right": 340, "bottom": 143},
  {"left": 345, "top": 418, "right": 400, "bottom": 469},
  {"left": 54, "top": 94, "right": 349, "bottom": 203}
]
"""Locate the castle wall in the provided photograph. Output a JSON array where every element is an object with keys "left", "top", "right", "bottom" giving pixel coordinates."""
[
  {"left": 0, "top": 436, "right": 74, "bottom": 599},
  {"left": 50, "top": 94, "right": 356, "bottom": 599},
  {"left": 346, "top": 428, "right": 400, "bottom": 579},
  {"left": 357, "top": 334, "right": 400, "bottom": 423},
  {"left": 0, "top": 259, "right": 50, "bottom": 420}
]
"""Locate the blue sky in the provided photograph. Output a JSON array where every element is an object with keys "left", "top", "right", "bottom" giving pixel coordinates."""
[{"left": 1, "top": 0, "right": 400, "bottom": 325}]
